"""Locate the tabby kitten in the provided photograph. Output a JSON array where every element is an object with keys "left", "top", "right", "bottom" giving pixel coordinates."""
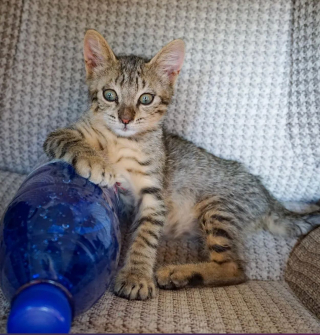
[{"left": 44, "top": 30, "right": 320, "bottom": 300}]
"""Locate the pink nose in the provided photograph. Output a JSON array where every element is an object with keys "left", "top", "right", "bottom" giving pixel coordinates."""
[{"left": 121, "top": 118, "right": 131, "bottom": 124}]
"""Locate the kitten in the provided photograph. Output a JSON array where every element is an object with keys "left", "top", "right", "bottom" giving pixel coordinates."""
[{"left": 44, "top": 30, "right": 320, "bottom": 300}]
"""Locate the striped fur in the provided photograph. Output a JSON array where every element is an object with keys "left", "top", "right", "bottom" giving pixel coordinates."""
[{"left": 44, "top": 30, "right": 320, "bottom": 300}]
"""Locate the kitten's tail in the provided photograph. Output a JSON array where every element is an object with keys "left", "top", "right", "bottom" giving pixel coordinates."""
[{"left": 264, "top": 203, "right": 320, "bottom": 237}]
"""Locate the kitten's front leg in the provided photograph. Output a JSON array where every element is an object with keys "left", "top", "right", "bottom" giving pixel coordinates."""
[
  {"left": 114, "top": 187, "right": 166, "bottom": 300},
  {"left": 43, "top": 124, "right": 116, "bottom": 187}
]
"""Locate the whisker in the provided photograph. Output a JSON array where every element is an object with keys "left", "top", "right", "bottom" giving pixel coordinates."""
[{"left": 136, "top": 118, "right": 145, "bottom": 122}]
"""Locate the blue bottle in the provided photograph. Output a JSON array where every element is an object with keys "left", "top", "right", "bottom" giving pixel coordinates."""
[{"left": 0, "top": 161, "right": 122, "bottom": 333}]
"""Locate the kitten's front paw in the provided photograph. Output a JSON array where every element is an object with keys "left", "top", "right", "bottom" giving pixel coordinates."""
[
  {"left": 74, "top": 156, "right": 116, "bottom": 187},
  {"left": 114, "top": 269, "right": 156, "bottom": 300}
]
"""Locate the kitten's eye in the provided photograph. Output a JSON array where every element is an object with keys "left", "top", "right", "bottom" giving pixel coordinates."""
[
  {"left": 103, "top": 89, "right": 117, "bottom": 102},
  {"left": 139, "top": 93, "right": 154, "bottom": 105}
]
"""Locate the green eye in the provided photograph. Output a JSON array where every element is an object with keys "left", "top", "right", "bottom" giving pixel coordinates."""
[
  {"left": 103, "top": 89, "right": 117, "bottom": 102},
  {"left": 139, "top": 93, "right": 154, "bottom": 105}
]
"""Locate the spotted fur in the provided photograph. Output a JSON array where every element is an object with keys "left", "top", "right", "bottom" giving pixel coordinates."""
[{"left": 44, "top": 30, "right": 320, "bottom": 300}]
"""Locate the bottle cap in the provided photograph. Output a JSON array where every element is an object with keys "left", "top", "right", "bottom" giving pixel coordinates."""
[{"left": 7, "top": 283, "right": 72, "bottom": 333}]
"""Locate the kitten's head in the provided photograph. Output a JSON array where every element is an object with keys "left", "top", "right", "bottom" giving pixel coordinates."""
[{"left": 84, "top": 30, "right": 185, "bottom": 137}]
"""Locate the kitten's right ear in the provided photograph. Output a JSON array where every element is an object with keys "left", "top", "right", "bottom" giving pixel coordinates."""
[{"left": 83, "top": 30, "right": 117, "bottom": 77}]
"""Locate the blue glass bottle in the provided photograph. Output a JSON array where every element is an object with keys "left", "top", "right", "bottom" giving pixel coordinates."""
[{"left": 0, "top": 161, "right": 122, "bottom": 333}]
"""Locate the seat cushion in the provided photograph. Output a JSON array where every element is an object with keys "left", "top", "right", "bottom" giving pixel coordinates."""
[
  {"left": 72, "top": 281, "right": 320, "bottom": 333},
  {"left": 0, "top": 281, "right": 318, "bottom": 333}
]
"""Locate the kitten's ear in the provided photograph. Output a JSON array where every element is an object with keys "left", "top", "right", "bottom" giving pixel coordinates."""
[
  {"left": 83, "top": 30, "right": 117, "bottom": 77},
  {"left": 148, "top": 39, "right": 185, "bottom": 85}
]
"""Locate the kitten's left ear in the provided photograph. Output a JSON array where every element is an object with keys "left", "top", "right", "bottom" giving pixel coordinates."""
[{"left": 148, "top": 39, "right": 185, "bottom": 85}]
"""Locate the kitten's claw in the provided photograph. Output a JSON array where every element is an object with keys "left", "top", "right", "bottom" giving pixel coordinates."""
[
  {"left": 114, "top": 270, "right": 156, "bottom": 300},
  {"left": 74, "top": 156, "right": 116, "bottom": 187}
]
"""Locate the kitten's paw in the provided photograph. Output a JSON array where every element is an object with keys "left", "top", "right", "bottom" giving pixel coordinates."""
[
  {"left": 156, "top": 265, "right": 208, "bottom": 289},
  {"left": 74, "top": 156, "right": 116, "bottom": 187},
  {"left": 156, "top": 265, "right": 190, "bottom": 289},
  {"left": 114, "top": 270, "right": 156, "bottom": 300}
]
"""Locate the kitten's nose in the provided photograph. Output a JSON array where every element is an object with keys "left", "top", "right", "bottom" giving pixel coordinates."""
[
  {"left": 118, "top": 106, "right": 135, "bottom": 124},
  {"left": 121, "top": 118, "right": 131, "bottom": 124}
]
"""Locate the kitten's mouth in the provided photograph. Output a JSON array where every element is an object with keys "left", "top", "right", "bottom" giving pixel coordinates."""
[
  {"left": 112, "top": 121, "right": 137, "bottom": 137},
  {"left": 115, "top": 124, "right": 136, "bottom": 137}
]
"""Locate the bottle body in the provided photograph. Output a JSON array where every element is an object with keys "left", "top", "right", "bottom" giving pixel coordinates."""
[{"left": 0, "top": 161, "right": 121, "bottom": 318}]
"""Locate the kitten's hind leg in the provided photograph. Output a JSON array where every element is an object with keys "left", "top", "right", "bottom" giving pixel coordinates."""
[
  {"left": 156, "top": 261, "right": 245, "bottom": 289},
  {"left": 156, "top": 198, "right": 247, "bottom": 289}
]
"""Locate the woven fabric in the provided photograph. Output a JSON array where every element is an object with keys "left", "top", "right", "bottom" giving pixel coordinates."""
[
  {"left": 0, "top": 170, "right": 27, "bottom": 216},
  {"left": 288, "top": 0, "right": 320, "bottom": 186},
  {"left": 0, "top": 281, "right": 319, "bottom": 333},
  {"left": 286, "top": 227, "right": 320, "bottom": 320},
  {"left": 1, "top": 0, "right": 320, "bottom": 202},
  {"left": 0, "top": 0, "right": 23, "bottom": 105},
  {"left": 71, "top": 281, "right": 320, "bottom": 333}
]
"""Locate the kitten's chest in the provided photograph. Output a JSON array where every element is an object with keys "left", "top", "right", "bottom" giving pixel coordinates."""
[
  {"left": 105, "top": 138, "right": 146, "bottom": 171},
  {"left": 103, "top": 136, "right": 152, "bottom": 195}
]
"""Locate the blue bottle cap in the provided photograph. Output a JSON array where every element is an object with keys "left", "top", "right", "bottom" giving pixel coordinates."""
[{"left": 7, "top": 283, "right": 72, "bottom": 333}]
